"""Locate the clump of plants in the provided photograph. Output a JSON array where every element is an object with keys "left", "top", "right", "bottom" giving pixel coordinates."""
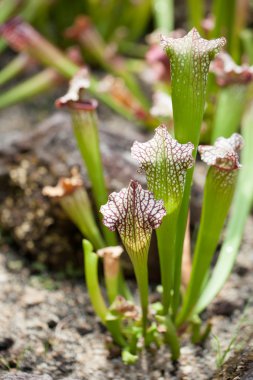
[{"left": 41, "top": 28, "right": 252, "bottom": 364}]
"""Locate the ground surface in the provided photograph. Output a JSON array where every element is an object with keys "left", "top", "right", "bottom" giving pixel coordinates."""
[{"left": 0, "top": 215, "right": 253, "bottom": 380}]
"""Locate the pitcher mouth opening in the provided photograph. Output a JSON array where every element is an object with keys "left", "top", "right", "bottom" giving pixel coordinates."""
[{"left": 55, "top": 98, "right": 98, "bottom": 111}]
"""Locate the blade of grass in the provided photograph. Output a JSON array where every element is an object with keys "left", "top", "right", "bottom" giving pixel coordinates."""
[
  {"left": 0, "top": 0, "right": 23, "bottom": 54},
  {"left": 0, "top": 53, "right": 32, "bottom": 87},
  {"left": 0, "top": 0, "right": 22, "bottom": 24},
  {"left": 0, "top": 68, "right": 62, "bottom": 109}
]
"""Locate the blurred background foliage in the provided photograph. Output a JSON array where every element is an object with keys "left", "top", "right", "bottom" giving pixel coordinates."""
[{"left": 1, "top": 0, "right": 253, "bottom": 126}]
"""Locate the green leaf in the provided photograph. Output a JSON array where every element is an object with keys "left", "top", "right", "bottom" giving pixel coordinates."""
[
  {"left": 186, "top": 0, "right": 204, "bottom": 31},
  {"left": 131, "top": 125, "right": 194, "bottom": 313},
  {"left": 83, "top": 239, "right": 108, "bottom": 324},
  {"left": 193, "top": 103, "right": 253, "bottom": 315},
  {"left": 177, "top": 134, "right": 243, "bottom": 325},
  {"left": 83, "top": 239, "right": 126, "bottom": 347},
  {"left": 131, "top": 124, "right": 194, "bottom": 214},
  {"left": 122, "top": 348, "right": 138, "bottom": 365},
  {"left": 160, "top": 28, "right": 226, "bottom": 316},
  {"left": 100, "top": 180, "right": 166, "bottom": 259},
  {"left": 101, "top": 180, "right": 166, "bottom": 336}
]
